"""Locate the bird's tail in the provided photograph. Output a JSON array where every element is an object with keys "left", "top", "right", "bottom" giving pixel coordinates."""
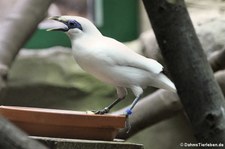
[{"left": 152, "top": 73, "right": 176, "bottom": 92}]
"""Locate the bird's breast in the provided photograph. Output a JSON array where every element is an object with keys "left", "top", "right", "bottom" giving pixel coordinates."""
[
  {"left": 71, "top": 44, "right": 116, "bottom": 85},
  {"left": 75, "top": 58, "right": 117, "bottom": 85}
]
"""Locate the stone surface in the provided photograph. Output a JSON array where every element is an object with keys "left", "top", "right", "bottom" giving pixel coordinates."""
[{"left": 33, "top": 137, "right": 144, "bottom": 149}]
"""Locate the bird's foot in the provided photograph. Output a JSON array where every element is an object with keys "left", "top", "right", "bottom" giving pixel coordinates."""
[{"left": 93, "top": 107, "right": 110, "bottom": 114}]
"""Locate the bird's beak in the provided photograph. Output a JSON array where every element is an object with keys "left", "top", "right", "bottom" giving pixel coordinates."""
[{"left": 47, "top": 16, "right": 69, "bottom": 32}]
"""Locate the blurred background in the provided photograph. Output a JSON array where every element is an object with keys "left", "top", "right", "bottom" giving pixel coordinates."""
[{"left": 0, "top": 0, "right": 225, "bottom": 148}]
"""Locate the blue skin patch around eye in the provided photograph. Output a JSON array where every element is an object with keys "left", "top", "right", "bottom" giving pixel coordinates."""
[{"left": 67, "top": 20, "right": 83, "bottom": 31}]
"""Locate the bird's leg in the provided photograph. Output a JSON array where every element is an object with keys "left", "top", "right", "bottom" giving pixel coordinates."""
[
  {"left": 94, "top": 97, "right": 124, "bottom": 114},
  {"left": 125, "top": 94, "right": 142, "bottom": 116},
  {"left": 124, "top": 94, "right": 142, "bottom": 133}
]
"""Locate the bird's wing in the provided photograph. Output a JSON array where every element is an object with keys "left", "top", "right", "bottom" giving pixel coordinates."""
[{"left": 96, "top": 37, "right": 163, "bottom": 74}]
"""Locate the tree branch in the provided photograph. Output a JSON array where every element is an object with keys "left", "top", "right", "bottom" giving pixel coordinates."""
[
  {"left": 0, "top": 0, "right": 53, "bottom": 148},
  {"left": 215, "top": 70, "right": 225, "bottom": 94},
  {"left": 208, "top": 48, "right": 225, "bottom": 72},
  {"left": 142, "top": 0, "right": 225, "bottom": 143},
  {"left": 0, "top": 0, "right": 54, "bottom": 89},
  {"left": 0, "top": 116, "right": 48, "bottom": 149}
]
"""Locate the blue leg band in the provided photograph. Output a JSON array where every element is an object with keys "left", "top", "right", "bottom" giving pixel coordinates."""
[{"left": 125, "top": 108, "right": 132, "bottom": 115}]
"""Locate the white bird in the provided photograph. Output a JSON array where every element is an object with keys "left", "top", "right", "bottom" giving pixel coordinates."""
[{"left": 48, "top": 16, "right": 176, "bottom": 116}]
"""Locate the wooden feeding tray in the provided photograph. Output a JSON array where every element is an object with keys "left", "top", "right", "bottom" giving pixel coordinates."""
[{"left": 0, "top": 106, "right": 126, "bottom": 141}]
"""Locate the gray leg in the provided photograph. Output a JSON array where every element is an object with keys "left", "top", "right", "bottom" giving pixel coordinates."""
[
  {"left": 124, "top": 94, "right": 142, "bottom": 133},
  {"left": 125, "top": 94, "right": 142, "bottom": 116},
  {"left": 94, "top": 97, "right": 124, "bottom": 114},
  {"left": 95, "top": 87, "right": 127, "bottom": 114}
]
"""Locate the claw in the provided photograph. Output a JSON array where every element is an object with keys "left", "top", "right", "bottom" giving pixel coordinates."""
[
  {"left": 93, "top": 107, "right": 110, "bottom": 115},
  {"left": 86, "top": 111, "right": 95, "bottom": 115}
]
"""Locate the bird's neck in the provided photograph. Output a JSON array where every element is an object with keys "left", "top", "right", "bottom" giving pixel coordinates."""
[
  {"left": 85, "top": 26, "right": 102, "bottom": 36},
  {"left": 70, "top": 33, "right": 102, "bottom": 51}
]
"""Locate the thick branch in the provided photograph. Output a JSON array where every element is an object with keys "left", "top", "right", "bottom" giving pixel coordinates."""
[
  {"left": 208, "top": 48, "right": 225, "bottom": 72},
  {"left": 0, "top": 0, "right": 54, "bottom": 88},
  {"left": 0, "top": 0, "right": 53, "bottom": 148},
  {"left": 0, "top": 116, "right": 48, "bottom": 149},
  {"left": 140, "top": 0, "right": 225, "bottom": 143},
  {"left": 215, "top": 70, "right": 225, "bottom": 94}
]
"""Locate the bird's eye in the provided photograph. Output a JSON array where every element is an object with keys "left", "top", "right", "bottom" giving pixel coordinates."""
[
  {"left": 68, "top": 20, "right": 76, "bottom": 27},
  {"left": 69, "top": 22, "right": 75, "bottom": 26},
  {"left": 67, "top": 19, "right": 83, "bottom": 31}
]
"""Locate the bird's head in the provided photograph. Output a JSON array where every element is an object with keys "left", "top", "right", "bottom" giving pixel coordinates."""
[{"left": 47, "top": 16, "right": 101, "bottom": 39}]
